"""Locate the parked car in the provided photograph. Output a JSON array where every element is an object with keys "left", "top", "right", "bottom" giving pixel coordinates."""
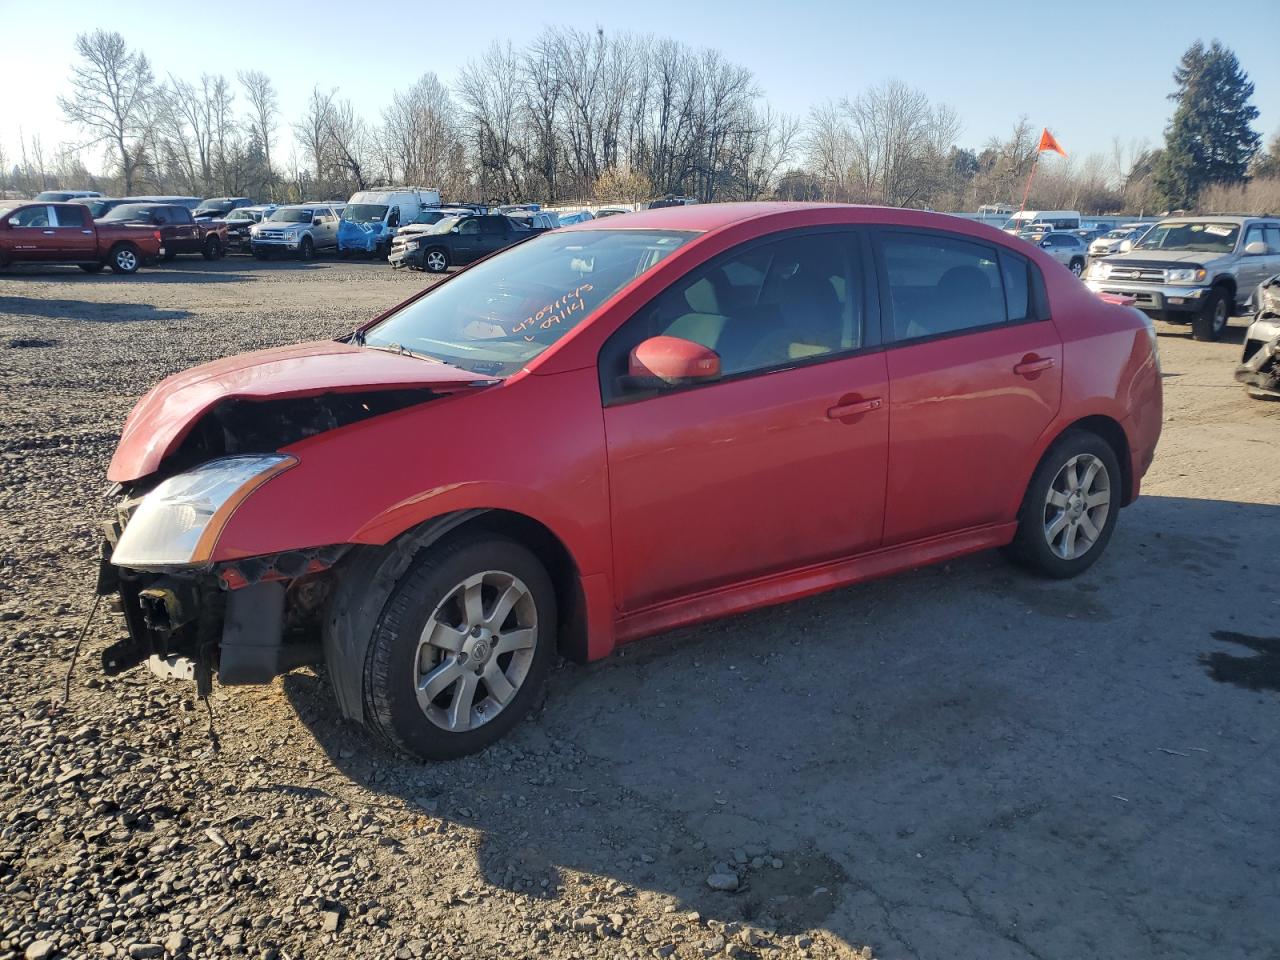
[
  {"left": 0, "top": 201, "right": 164, "bottom": 274},
  {"left": 221, "top": 205, "right": 278, "bottom": 253},
  {"left": 98, "top": 203, "right": 229, "bottom": 260},
  {"left": 646, "top": 196, "right": 699, "bottom": 209},
  {"left": 194, "top": 197, "right": 255, "bottom": 221},
  {"left": 391, "top": 213, "right": 534, "bottom": 272},
  {"left": 34, "top": 190, "right": 103, "bottom": 202},
  {"left": 1235, "top": 273, "right": 1280, "bottom": 400},
  {"left": 249, "top": 204, "right": 343, "bottom": 259},
  {"left": 594, "top": 207, "right": 631, "bottom": 218},
  {"left": 125, "top": 196, "right": 202, "bottom": 211},
  {"left": 1002, "top": 210, "right": 1081, "bottom": 234},
  {"left": 1085, "top": 216, "right": 1280, "bottom": 340},
  {"left": 73, "top": 198, "right": 131, "bottom": 219},
  {"left": 507, "top": 210, "right": 560, "bottom": 233},
  {"left": 98, "top": 202, "right": 1162, "bottom": 760},
  {"left": 1030, "top": 231, "right": 1089, "bottom": 276},
  {"left": 557, "top": 210, "right": 595, "bottom": 226},
  {"left": 1089, "top": 224, "right": 1151, "bottom": 259},
  {"left": 337, "top": 190, "right": 436, "bottom": 257}
]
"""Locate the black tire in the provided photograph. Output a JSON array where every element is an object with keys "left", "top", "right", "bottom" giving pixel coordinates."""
[
  {"left": 299, "top": 236, "right": 314, "bottom": 260},
  {"left": 362, "top": 535, "right": 556, "bottom": 761},
  {"left": 1192, "top": 286, "right": 1230, "bottom": 342},
  {"left": 107, "top": 244, "right": 141, "bottom": 275},
  {"left": 253, "top": 249, "right": 268, "bottom": 260},
  {"left": 1004, "top": 429, "right": 1122, "bottom": 579},
  {"left": 1068, "top": 257, "right": 1085, "bottom": 277},
  {"left": 79, "top": 263, "right": 106, "bottom": 274},
  {"left": 423, "top": 247, "right": 449, "bottom": 273},
  {"left": 202, "top": 236, "right": 223, "bottom": 261}
]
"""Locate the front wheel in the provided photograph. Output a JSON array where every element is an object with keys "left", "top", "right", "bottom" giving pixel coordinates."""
[
  {"left": 1192, "top": 287, "right": 1229, "bottom": 342},
  {"left": 1004, "top": 430, "right": 1121, "bottom": 579},
  {"left": 1069, "top": 257, "right": 1085, "bottom": 277},
  {"left": 108, "top": 244, "right": 140, "bottom": 275},
  {"left": 362, "top": 536, "right": 556, "bottom": 760},
  {"left": 423, "top": 247, "right": 449, "bottom": 273},
  {"left": 202, "top": 236, "right": 223, "bottom": 260},
  {"left": 299, "top": 236, "right": 314, "bottom": 260}
]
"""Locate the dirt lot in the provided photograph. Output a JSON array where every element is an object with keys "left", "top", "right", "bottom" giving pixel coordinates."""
[{"left": 1, "top": 258, "right": 1278, "bottom": 960}]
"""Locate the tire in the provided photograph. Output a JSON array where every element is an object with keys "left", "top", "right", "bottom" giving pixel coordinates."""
[
  {"left": 253, "top": 249, "right": 268, "bottom": 260},
  {"left": 362, "top": 535, "right": 556, "bottom": 761},
  {"left": 1192, "top": 286, "right": 1230, "bottom": 341},
  {"left": 424, "top": 247, "right": 449, "bottom": 273},
  {"left": 1004, "top": 429, "right": 1121, "bottom": 579},
  {"left": 79, "top": 263, "right": 105, "bottom": 274},
  {"left": 202, "top": 236, "right": 223, "bottom": 261},
  {"left": 107, "top": 244, "right": 141, "bottom": 275},
  {"left": 1068, "top": 257, "right": 1085, "bottom": 277},
  {"left": 299, "top": 236, "right": 314, "bottom": 260}
]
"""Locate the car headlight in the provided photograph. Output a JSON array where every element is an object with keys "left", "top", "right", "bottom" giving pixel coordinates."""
[
  {"left": 1166, "top": 267, "right": 1207, "bottom": 284},
  {"left": 111, "top": 455, "right": 296, "bottom": 569},
  {"left": 1089, "top": 261, "right": 1113, "bottom": 280}
]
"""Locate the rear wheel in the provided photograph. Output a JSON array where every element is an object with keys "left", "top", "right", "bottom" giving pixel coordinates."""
[
  {"left": 362, "top": 536, "right": 556, "bottom": 760},
  {"left": 202, "top": 236, "right": 223, "bottom": 260},
  {"left": 1192, "top": 286, "right": 1230, "bottom": 342},
  {"left": 424, "top": 247, "right": 448, "bottom": 273},
  {"left": 108, "top": 244, "right": 140, "bottom": 275},
  {"left": 1005, "top": 429, "right": 1121, "bottom": 578}
]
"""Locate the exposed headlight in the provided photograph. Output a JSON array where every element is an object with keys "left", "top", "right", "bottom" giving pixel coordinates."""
[
  {"left": 111, "top": 455, "right": 295, "bottom": 569},
  {"left": 1166, "top": 267, "right": 1207, "bottom": 284},
  {"left": 1088, "top": 261, "right": 1113, "bottom": 280}
]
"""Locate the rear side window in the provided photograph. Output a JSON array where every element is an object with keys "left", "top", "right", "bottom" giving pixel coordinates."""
[
  {"left": 1265, "top": 226, "right": 1280, "bottom": 250},
  {"left": 999, "top": 250, "right": 1031, "bottom": 321},
  {"left": 879, "top": 232, "right": 1006, "bottom": 341},
  {"left": 53, "top": 205, "right": 87, "bottom": 227}
]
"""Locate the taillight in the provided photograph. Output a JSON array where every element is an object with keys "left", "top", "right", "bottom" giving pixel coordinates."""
[{"left": 154, "top": 230, "right": 162, "bottom": 242}]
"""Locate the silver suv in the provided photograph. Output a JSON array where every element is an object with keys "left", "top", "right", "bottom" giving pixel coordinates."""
[
  {"left": 1030, "top": 231, "right": 1089, "bottom": 276},
  {"left": 249, "top": 203, "right": 344, "bottom": 259},
  {"left": 1085, "top": 216, "right": 1280, "bottom": 341}
]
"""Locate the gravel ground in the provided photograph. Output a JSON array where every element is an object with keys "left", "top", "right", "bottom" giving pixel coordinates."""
[{"left": 1, "top": 258, "right": 1278, "bottom": 960}]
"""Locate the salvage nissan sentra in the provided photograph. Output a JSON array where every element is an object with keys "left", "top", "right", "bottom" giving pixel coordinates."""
[{"left": 100, "top": 203, "right": 1162, "bottom": 760}]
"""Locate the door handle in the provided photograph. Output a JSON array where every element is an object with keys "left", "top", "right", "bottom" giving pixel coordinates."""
[
  {"left": 82, "top": 229, "right": 93, "bottom": 235},
  {"left": 1013, "top": 356, "right": 1055, "bottom": 377},
  {"left": 42, "top": 230, "right": 55, "bottom": 235},
  {"left": 827, "top": 397, "right": 883, "bottom": 419}
]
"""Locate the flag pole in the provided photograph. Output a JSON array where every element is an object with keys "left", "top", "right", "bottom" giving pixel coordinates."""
[{"left": 1018, "top": 150, "right": 1041, "bottom": 226}]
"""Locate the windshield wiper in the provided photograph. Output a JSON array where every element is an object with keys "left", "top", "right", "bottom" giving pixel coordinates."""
[{"left": 359, "top": 340, "right": 454, "bottom": 366}]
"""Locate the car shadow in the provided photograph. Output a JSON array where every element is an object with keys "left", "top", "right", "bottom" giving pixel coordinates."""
[
  {"left": 281, "top": 494, "right": 1280, "bottom": 956},
  {"left": 1156, "top": 320, "right": 1247, "bottom": 345},
  {"left": 0, "top": 295, "right": 190, "bottom": 323}
]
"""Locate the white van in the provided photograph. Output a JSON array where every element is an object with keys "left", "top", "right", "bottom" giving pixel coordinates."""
[
  {"left": 338, "top": 188, "right": 441, "bottom": 255},
  {"left": 1002, "top": 210, "right": 1082, "bottom": 234}
]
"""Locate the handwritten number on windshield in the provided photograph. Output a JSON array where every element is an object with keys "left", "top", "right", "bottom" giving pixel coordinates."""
[{"left": 508, "top": 284, "right": 594, "bottom": 341}]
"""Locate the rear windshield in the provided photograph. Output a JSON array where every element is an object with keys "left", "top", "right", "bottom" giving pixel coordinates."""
[
  {"left": 1135, "top": 221, "right": 1240, "bottom": 253},
  {"left": 363, "top": 229, "right": 692, "bottom": 376},
  {"left": 342, "top": 204, "right": 388, "bottom": 223}
]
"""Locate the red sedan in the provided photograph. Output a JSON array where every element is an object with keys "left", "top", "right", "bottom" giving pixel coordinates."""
[{"left": 101, "top": 203, "right": 1162, "bottom": 759}]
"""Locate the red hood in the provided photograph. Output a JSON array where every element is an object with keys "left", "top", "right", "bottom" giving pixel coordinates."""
[{"left": 108, "top": 340, "right": 494, "bottom": 482}]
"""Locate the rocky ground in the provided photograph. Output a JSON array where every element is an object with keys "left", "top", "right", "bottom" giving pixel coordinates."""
[{"left": 1, "top": 257, "right": 1278, "bottom": 960}]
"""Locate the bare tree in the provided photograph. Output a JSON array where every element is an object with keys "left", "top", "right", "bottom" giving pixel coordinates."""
[
  {"left": 58, "top": 30, "right": 155, "bottom": 193},
  {"left": 239, "top": 70, "right": 279, "bottom": 195},
  {"left": 456, "top": 43, "right": 529, "bottom": 200},
  {"left": 325, "top": 98, "right": 374, "bottom": 191},
  {"left": 381, "top": 73, "right": 457, "bottom": 188},
  {"left": 294, "top": 87, "right": 338, "bottom": 195}
]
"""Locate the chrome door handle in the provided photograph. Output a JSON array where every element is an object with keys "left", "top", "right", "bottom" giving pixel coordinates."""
[
  {"left": 827, "top": 397, "right": 883, "bottom": 419},
  {"left": 41, "top": 230, "right": 55, "bottom": 235},
  {"left": 1013, "top": 356, "right": 1055, "bottom": 377},
  {"left": 82, "top": 229, "right": 93, "bottom": 235}
]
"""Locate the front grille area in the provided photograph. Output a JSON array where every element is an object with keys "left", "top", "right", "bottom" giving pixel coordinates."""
[{"left": 1106, "top": 265, "right": 1166, "bottom": 282}]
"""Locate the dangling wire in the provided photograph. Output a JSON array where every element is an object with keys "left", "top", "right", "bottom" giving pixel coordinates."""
[
  {"left": 62, "top": 594, "right": 103, "bottom": 704},
  {"left": 202, "top": 693, "right": 220, "bottom": 752}
]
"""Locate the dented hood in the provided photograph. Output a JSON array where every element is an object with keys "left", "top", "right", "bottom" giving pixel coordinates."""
[{"left": 108, "top": 340, "right": 494, "bottom": 482}]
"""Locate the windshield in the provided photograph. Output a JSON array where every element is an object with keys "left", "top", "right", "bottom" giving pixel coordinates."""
[
  {"left": 225, "top": 209, "right": 257, "bottom": 222},
  {"left": 363, "top": 229, "right": 692, "bottom": 375},
  {"left": 268, "top": 208, "right": 314, "bottom": 223},
  {"left": 1135, "top": 221, "right": 1240, "bottom": 254},
  {"left": 342, "top": 203, "right": 388, "bottom": 223},
  {"left": 100, "top": 204, "right": 158, "bottom": 222},
  {"left": 196, "top": 200, "right": 235, "bottom": 215}
]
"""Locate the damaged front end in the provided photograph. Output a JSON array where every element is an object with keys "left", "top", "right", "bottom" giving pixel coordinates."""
[{"left": 1236, "top": 275, "right": 1280, "bottom": 400}]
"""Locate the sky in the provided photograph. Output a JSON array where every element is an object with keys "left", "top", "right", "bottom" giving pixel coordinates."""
[{"left": 2, "top": 0, "right": 1278, "bottom": 179}]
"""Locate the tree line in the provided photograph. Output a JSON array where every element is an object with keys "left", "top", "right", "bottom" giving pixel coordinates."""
[{"left": 2, "top": 29, "right": 1275, "bottom": 214}]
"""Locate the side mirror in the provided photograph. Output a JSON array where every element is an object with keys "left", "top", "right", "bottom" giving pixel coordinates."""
[
  {"left": 1244, "top": 241, "right": 1268, "bottom": 256},
  {"left": 450, "top": 226, "right": 460, "bottom": 234},
  {"left": 628, "top": 336, "right": 721, "bottom": 386},
  {"left": 1039, "top": 240, "right": 1050, "bottom": 248},
  {"left": 313, "top": 217, "right": 323, "bottom": 226},
  {"left": 1119, "top": 240, "right": 1134, "bottom": 253}
]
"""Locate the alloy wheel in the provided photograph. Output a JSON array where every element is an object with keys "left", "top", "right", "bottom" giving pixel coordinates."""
[
  {"left": 116, "top": 249, "right": 137, "bottom": 272},
  {"left": 1042, "top": 453, "right": 1110, "bottom": 560},
  {"left": 426, "top": 251, "right": 447, "bottom": 272},
  {"left": 414, "top": 571, "right": 538, "bottom": 732}
]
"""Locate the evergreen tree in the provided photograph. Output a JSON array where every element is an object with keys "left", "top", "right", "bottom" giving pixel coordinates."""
[{"left": 1153, "top": 40, "right": 1260, "bottom": 209}]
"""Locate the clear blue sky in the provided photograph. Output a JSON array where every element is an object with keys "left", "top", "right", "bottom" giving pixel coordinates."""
[{"left": 2, "top": 0, "right": 1277, "bottom": 176}]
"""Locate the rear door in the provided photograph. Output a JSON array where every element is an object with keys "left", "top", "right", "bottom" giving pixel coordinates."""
[
  {"left": 4, "top": 205, "right": 58, "bottom": 260},
  {"left": 875, "top": 228, "right": 1063, "bottom": 544},
  {"left": 51, "top": 204, "right": 97, "bottom": 260}
]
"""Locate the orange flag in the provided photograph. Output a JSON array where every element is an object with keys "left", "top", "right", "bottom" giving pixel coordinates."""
[{"left": 1037, "top": 128, "right": 1067, "bottom": 157}]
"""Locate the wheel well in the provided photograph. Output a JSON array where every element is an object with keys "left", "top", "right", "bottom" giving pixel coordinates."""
[
  {"left": 1212, "top": 276, "right": 1236, "bottom": 299},
  {"left": 446, "top": 509, "right": 589, "bottom": 663},
  {"left": 1059, "top": 415, "right": 1133, "bottom": 504}
]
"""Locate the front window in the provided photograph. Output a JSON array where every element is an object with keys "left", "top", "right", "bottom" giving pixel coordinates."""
[
  {"left": 1135, "top": 221, "right": 1240, "bottom": 254},
  {"left": 100, "top": 204, "right": 158, "bottom": 222},
  {"left": 362, "top": 229, "right": 692, "bottom": 376},
  {"left": 341, "top": 204, "right": 388, "bottom": 223},
  {"left": 268, "top": 208, "right": 314, "bottom": 223}
]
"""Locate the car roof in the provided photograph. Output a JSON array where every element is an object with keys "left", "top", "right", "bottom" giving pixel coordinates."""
[{"left": 1155, "top": 215, "right": 1252, "bottom": 225}]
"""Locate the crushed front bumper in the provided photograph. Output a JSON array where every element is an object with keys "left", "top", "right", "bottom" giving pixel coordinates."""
[
  {"left": 388, "top": 244, "right": 423, "bottom": 269},
  {"left": 1236, "top": 316, "right": 1280, "bottom": 399}
]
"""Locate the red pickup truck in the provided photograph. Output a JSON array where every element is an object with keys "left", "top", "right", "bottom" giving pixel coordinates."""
[
  {"left": 0, "top": 201, "right": 165, "bottom": 274},
  {"left": 97, "top": 203, "right": 229, "bottom": 260}
]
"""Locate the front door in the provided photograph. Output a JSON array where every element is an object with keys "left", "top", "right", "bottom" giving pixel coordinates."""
[
  {"left": 600, "top": 229, "right": 889, "bottom": 611},
  {"left": 5, "top": 205, "right": 58, "bottom": 260},
  {"left": 451, "top": 218, "right": 488, "bottom": 263},
  {"left": 875, "top": 229, "right": 1063, "bottom": 544}
]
